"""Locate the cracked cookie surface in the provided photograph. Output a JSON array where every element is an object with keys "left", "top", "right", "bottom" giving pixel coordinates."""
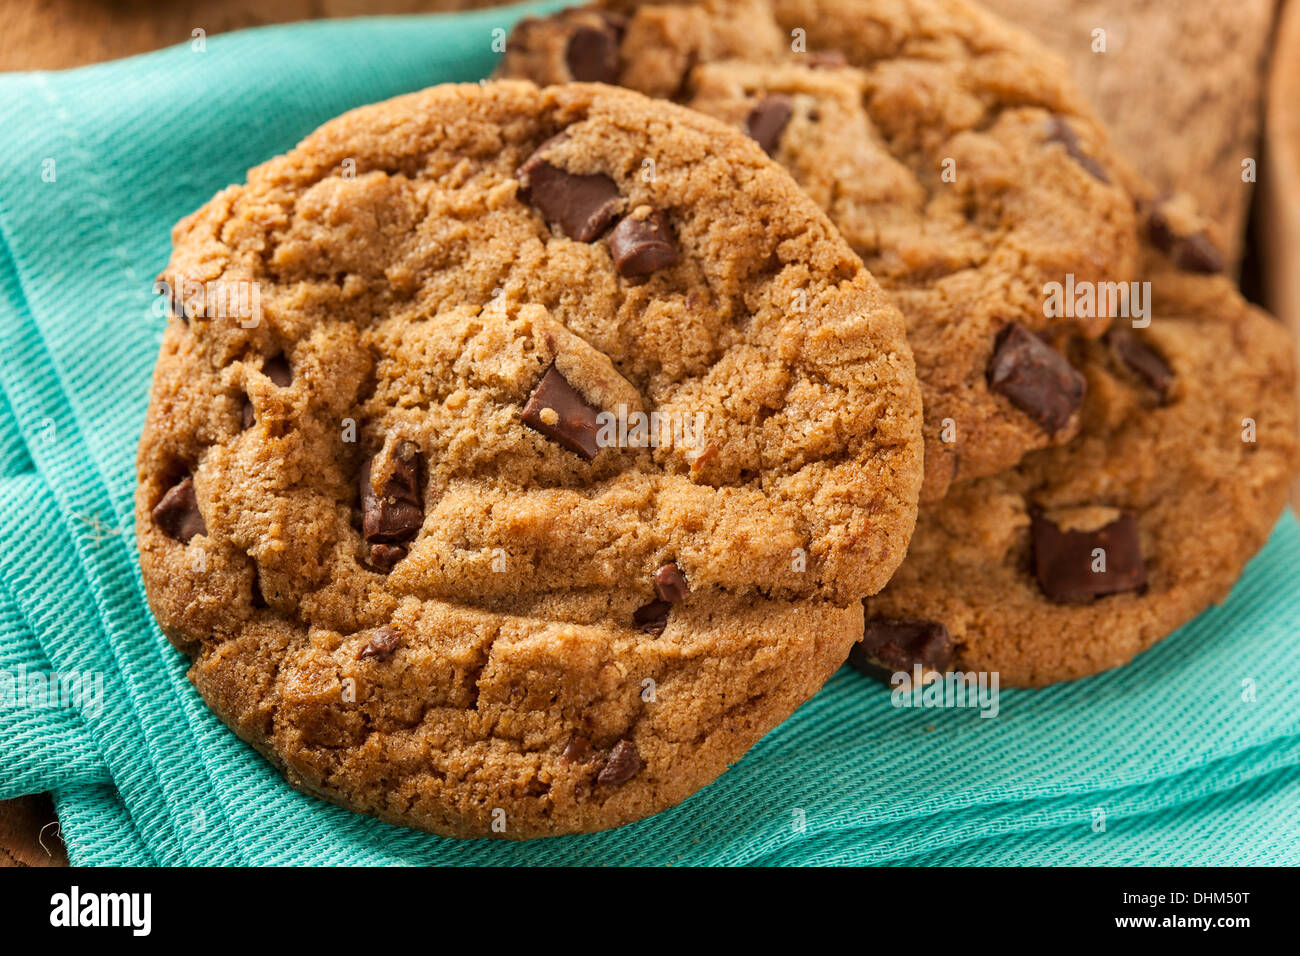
[
  {"left": 135, "top": 80, "right": 922, "bottom": 837},
  {"left": 497, "top": 0, "right": 1143, "bottom": 500}
]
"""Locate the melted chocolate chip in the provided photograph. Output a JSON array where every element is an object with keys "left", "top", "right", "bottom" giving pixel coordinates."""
[
  {"left": 848, "top": 617, "right": 954, "bottom": 681},
  {"left": 987, "top": 323, "right": 1086, "bottom": 434},
  {"left": 521, "top": 364, "right": 603, "bottom": 460},
  {"left": 596, "top": 739, "right": 642, "bottom": 785},
  {"left": 1031, "top": 510, "right": 1147, "bottom": 603},
  {"left": 653, "top": 562, "right": 689, "bottom": 603},
  {"left": 560, "top": 735, "right": 592, "bottom": 764},
  {"left": 360, "top": 441, "right": 424, "bottom": 543},
  {"left": 263, "top": 354, "right": 292, "bottom": 387},
  {"left": 1145, "top": 206, "right": 1176, "bottom": 252},
  {"left": 1105, "top": 327, "right": 1174, "bottom": 398},
  {"left": 1145, "top": 207, "right": 1224, "bottom": 275},
  {"left": 564, "top": 24, "right": 620, "bottom": 83},
  {"left": 517, "top": 154, "right": 621, "bottom": 242},
  {"left": 151, "top": 476, "right": 207, "bottom": 543},
  {"left": 356, "top": 626, "right": 402, "bottom": 662},
  {"left": 368, "top": 543, "right": 407, "bottom": 572},
  {"left": 1174, "top": 233, "right": 1224, "bottom": 274},
  {"left": 633, "top": 600, "right": 672, "bottom": 636},
  {"left": 1045, "top": 115, "right": 1110, "bottom": 184},
  {"left": 744, "top": 95, "right": 793, "bottom": 155},
  {"left": 608, "top": 210, "right": 678, "bottom": 276}
]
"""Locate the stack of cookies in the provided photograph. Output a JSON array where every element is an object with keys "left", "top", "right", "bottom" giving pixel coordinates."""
[{"left": 135, "top": 0, "right": 1298, "bottom": 839}]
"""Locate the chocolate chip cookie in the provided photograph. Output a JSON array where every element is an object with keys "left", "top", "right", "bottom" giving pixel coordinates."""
[
  {"left": 857, "top": 267, "right": 1298, "bottom": 687},
  {"left": 136, "top": 80, "right": 923, "bottom": 837},
  {"left": 497, "top": 0, "right": 1143, "bottom": 501}
]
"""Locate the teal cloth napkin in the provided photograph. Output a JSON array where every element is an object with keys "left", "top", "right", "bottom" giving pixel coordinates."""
[{"left": 2, "top": 3, "right": 1298, "bottom": 866}]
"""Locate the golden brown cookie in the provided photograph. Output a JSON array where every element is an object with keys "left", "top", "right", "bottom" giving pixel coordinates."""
[
  {"left": 497, "top": 0, "right": 1144, "bottom": 501},
  {"left": 135, "top": 81, "right": 923, "bottom": 837},
  {"left": 983, "top": 0, "right": 1271, "bottom": 270},
  {"left": 857, "top": 266, "right": 1298, "bottom": 687}
]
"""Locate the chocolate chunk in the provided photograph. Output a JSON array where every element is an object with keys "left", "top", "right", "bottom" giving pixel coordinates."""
[
  {"left": 360, "top": 441, "right": 424, "bottom": 543},
  {"left": 1174, "top": 232, "right": 1224, "bottom": 274},
  {"left": 848, "top": 617, "right": 954, "bottom": 680},
  {"left": 368, "top": 543, "right": 407, "bottom": 572},
  {"left": 1105, "top": 327, "right": 1174, "bottom": 397},
  {"left": 987, "top": 323, "right": 1086, "bottom": 434},
  {"left": 517, "top": 156, "right": 620, "bottom": 242},
  {"left": 744, "top": 95, "right": 793, "bottom": 155},
  {"left": 151, "top": 476, "right": 207, "bottom": 543},
  {"left": 1145, "top": 206, "right": 1176, "bottom": 252},
  {"left": 1145, "top": 206, "right": 1224, "bottom": 274},
  {"left": 241, "top": 397, "right": 255, "bottom": 430},
  {"left": 596, "top": 739, "right": 642, "bottom": 785},
  {"left": 653, "top": 562, "right": 689, "bottom": 603},
  {"left": 262, "top": 354, "right": 292, "bottom": 387},
  {"left": 564, "top": 24, "right": 619, "bottom": 83},
  {"left": 1045, "top": 115, "right": 1110, "bottom": 184},
  {"left": 633, "top": 600, "right": 672, "bottom": 636},
  {"left": 608, "top": 210, "right": 678, "bottom": 276},
  {"left": 521, "top": 364, "right": 603, "bottom": 460},
  {"left": 356, "top": 626, "right": 402, "bottom": 662},
  {"left": 560, "top": 735, "right": 591, "bottom": 765},
  {"left": 1031, "top": 510, "right": 1147, "bottom": 603}
]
